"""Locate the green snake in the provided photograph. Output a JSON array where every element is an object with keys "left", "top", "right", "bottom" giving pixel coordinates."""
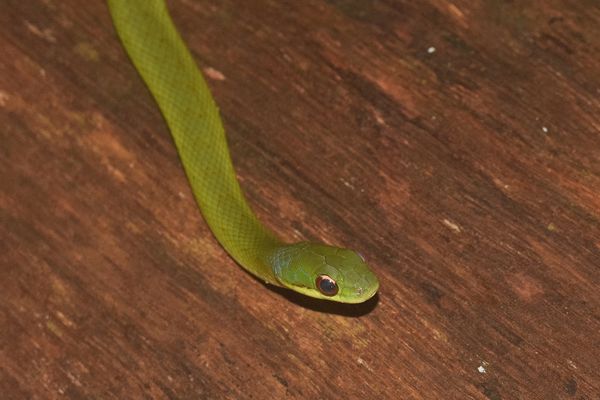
[{"left": 107, "top": 0, "right": 379, "bottom": 303}]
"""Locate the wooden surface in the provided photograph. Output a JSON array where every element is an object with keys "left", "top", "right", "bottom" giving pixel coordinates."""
[{"left": 1, "top": 0, "right": 599, "bottom": 399}]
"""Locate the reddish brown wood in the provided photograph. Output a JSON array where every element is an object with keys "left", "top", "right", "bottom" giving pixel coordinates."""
[{"left": 1, "top": 0, "right": 599, "bottom": 399}]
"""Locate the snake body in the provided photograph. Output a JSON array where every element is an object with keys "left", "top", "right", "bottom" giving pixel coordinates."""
[{"left": 107, "top": 0, "right": 378, "bottom": 303}]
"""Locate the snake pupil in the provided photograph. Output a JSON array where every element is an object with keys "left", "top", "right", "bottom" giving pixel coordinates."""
[{"left": 316, "top": 275, "right": 338, "bottom": 296}]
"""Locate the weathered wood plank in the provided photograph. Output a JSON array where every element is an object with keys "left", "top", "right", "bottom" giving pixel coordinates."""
[{"left": 1, "top": 0, "right": 599, "bottom": 399}]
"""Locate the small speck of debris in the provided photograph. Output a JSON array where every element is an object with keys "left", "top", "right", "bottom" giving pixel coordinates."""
[
  {"left": 340, "top": 178, "right": 355, "bottom": 190},
  {"left": 547, "top": 222, "right": 557, "bottom": 231},
  {"left": 448, "top": 4, "right": 465, "bottom": 19},
  {"left": 25, "top": 21, "right": 56, "bottom": 43},
  {"left": 357, "top": 357, "right": 373, "bottom": 372},
  {"left": 292, "top": 228, "right": 303, "bottom": 240},
  {"left": 204, "top": 67, "right": 226, "bottom": 81},
  {"left": 442, "top": 219, "right": 461, "bottom": 233},
  {"left": 427, "top": 46, "right": 436, "bottom": 54},
  {"left": 542, "top": 126, "right": 548, "bottom": 133},
  {"left": 478, "top": 361, "right": 489, "bottom": 374}
]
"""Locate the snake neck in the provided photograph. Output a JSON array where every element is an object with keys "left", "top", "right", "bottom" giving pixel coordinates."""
[{"left": 213, "top": 219, "right": 284, "bottom": 285}]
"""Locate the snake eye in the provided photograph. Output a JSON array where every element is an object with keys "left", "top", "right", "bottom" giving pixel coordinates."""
[{"left": 316, "top": 275, "right": 338, "bottom": 296}]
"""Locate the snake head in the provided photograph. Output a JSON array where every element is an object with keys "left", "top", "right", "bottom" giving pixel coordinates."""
[{"left": 269, "top": 242, "right": 379, "bottom": 303}]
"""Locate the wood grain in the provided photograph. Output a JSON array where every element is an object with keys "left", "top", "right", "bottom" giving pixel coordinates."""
[{"left": 1, "top": 0, "right": 599, "bottom": 399}]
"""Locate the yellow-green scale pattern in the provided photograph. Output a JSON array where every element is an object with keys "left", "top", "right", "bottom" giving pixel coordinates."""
[
  {"left": 108, "top": 0, "right": 281, "bottom": 283},
  {"left": 108, "top": 0, "right": 379, "bottom": 303}
]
